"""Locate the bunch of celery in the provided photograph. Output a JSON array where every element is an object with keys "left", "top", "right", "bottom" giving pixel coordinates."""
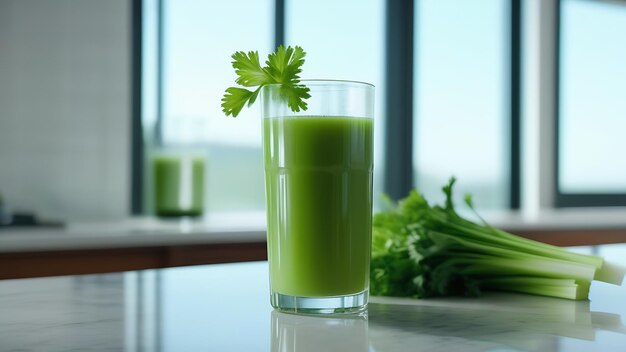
[{"left": 370, "top": 178, "right": 625, "bottom": 300}]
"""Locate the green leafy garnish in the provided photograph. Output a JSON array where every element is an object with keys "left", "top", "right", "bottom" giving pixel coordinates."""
[
  {"left": 221, "top": 45, "right": 311, "bottom": 117},
  {"left": 370, "top": 177, "right": 626, "bottom": 300}
]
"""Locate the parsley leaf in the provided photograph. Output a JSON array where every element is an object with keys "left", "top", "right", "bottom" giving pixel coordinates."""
[
  {"left": 221, "top": 87, "right": 255, "bottom": 118},
  {"left": 231, "top": 51, "right": 267, "bottom": 87},
  {"left": 221, "top": 45, "right": 311, "bottom": 117}
]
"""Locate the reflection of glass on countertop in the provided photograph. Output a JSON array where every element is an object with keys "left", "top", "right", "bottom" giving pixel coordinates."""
[{"left": 271, "top": 310, "right": 369, "bottom": 352}]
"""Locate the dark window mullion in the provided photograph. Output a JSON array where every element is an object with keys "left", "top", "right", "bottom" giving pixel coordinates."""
[
  {"left": 510, "top": 0, "right": 522, "bottom": 209},
  {"left": 384, "top": 0, "right": 414, "bottom": 200},
  {"left": 275, "top": 0, "right": 285, "bottom": 48},
  {"left": 155, "top": 0, "right": 165, "bottom": 147},
  {"left": 557, "top": 193, "right": 626, "bottom": 207},
  {"left": 554, "top": 0, "right": 562, "bottom": 206},
  {"left": 131, "top": 0, "right": 144, "bottom": 214}
]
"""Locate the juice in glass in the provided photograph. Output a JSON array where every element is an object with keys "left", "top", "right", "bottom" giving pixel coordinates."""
[
  {"left": 262, "top": 80, "right": 374, "bottom": 314},
  {"left": 153, "top": 154, "right": 205, "bottom": 217}
]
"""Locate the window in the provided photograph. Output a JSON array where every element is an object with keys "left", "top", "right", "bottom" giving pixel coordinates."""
[
  {"left": 413, "top": 0, "right": 512, "bottom": 209},
  {"left": 557, "top": 0, "right": 626, "bottom": 206},
  {"left": 140, "top": 0, "right": 626, "bottom": 217}
]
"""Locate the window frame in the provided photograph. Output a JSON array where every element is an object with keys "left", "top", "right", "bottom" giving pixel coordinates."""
[
  {"left": 554, "top": 0, "right": 626, "bottom": 207},
  {"left": 388, "top": 0, "right": 522, "bottom": 208}
]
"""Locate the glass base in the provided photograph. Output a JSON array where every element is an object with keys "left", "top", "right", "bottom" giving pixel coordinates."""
[{"left": 270, "top": 290, "right": 368, "bottom": 315}]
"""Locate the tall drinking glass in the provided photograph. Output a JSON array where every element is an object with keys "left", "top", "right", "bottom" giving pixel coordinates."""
[{"left": 262, "top": 80, "right": 374, "bottom": 314}]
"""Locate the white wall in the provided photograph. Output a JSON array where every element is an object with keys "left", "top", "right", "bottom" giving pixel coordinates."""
[{"left": 0, "top": 0, "right": 131, "bottom": 221}]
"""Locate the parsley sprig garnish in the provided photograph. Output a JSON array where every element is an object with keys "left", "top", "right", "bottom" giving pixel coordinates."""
[{"left": 221, "top": 45, "right": 311, "bottom": 117}]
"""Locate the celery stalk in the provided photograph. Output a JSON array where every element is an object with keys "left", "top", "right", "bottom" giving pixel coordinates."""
[{"left": 370, "top": 177, "right": 625, "bottom": 300}]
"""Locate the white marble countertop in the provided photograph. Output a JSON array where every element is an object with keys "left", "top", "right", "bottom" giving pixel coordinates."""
[
  {"left": 1, "top": 244, "right": 626, "bottom": 351},
  {"left": 1, "top": 208, "right": 626, "bottom": 253}
]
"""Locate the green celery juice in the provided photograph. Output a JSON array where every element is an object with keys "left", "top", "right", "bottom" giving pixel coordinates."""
[
  {"left": 263, "top": 116, "right": 373, "bottom": 297},
  {"left": 153, "top": 155, "right": 205, "bottom": 217}
]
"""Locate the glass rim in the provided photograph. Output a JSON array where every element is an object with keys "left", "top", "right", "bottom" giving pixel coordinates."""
[{"left": 264, "top": 79, "right": 375, "bottom": 88}]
